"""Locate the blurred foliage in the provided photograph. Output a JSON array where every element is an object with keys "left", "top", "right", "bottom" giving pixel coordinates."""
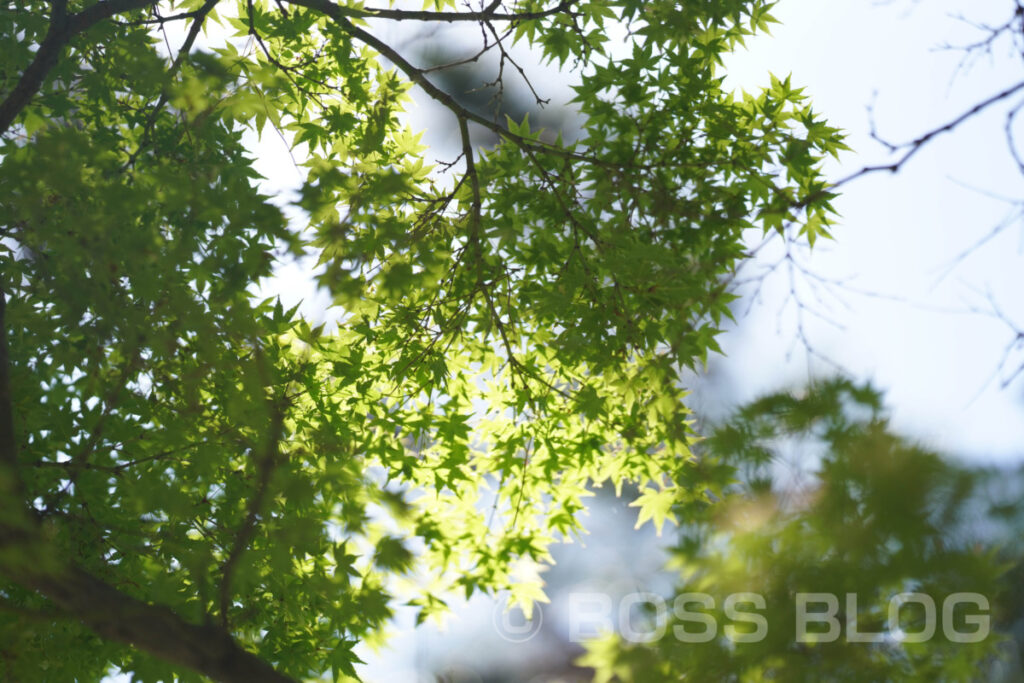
[{"left": 581, "top": 379, "right": 1023, "bottom": 682}]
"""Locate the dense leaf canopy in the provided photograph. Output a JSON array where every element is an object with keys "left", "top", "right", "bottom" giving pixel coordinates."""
[{"left": 0, "top": 0, "right": 910, "bottom": 680}]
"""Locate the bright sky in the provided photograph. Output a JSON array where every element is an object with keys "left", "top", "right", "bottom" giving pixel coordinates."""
[{"left": 697, "top": 0, "right": 1024, "bottom": 463}]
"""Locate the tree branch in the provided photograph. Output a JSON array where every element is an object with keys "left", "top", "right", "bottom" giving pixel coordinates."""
[
  {"left": 0, "top": 0, "right": 159, "bottom": 136},
  {"left": 18, "top": 566, "right": 296, "bottom": 682},
  {"left": 219, "top": 400, "right": 284, "bottom": 628},
  {"left": 1, "top": 252, "right": 293, "bottom": 683},
  {"left": 831, "top": 79, "right": 1024, "bottom": 191},
  {"left": 284, "top": 0, "right": 600, "bottom": 164},
  {"left": 291, "top": 0, "right": 574, "bottom": 23},
  {"left": 124, "top": 0, "right": 220, "bottom": 169}
]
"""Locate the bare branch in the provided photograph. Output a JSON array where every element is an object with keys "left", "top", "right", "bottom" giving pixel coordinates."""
[{"left": 831, "top": 79, "right": 1024, "bottom": 191}]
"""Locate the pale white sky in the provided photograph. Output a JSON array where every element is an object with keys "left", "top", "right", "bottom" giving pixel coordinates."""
[{"left": 699, "top": 0, "right": 1024, "bottom": 463}]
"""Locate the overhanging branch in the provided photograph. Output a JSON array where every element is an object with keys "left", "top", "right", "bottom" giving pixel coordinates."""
[
  {"left": 291, "top": 0, "right": 574, "bottom": 23},
  {"left": 19, "top": 567, "right": 297, "bottom": 683},
  {"left": 0, "top": 0, "right": 161, "bottom": 136},
  {"left": 1, "top": 263, "right": 293, "bottom": 683},
  {"left": 219, "top": 396, "right": 285, "bottom": 628},
  {"left": 284, "top": 0, "right": 607, "bottom": 166}
]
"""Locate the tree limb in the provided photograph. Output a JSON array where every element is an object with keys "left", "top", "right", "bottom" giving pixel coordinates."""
[
  {"left": 17, "top": 566, "right": 296, "bottom": 683},
  {"left": 292, "top": 0, "right": 574, "bottom": 23},
  {"left": 826, "top": 79, "right": 1024, "bottom": 196},
  {"left": 1, "top": 269, "right": 293, "bottom": 683},
  {"left": 284, "top": 0, "right": 602, "bottom": 164},
  {"left": 124, "top": 0, "right": 220, "bottom": 169},
  {"left": 0, "top": 0, "right": 160, "bottom": 136},
  {"left": 219, "top": 399, "right": 284, "bottom": 628}
]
